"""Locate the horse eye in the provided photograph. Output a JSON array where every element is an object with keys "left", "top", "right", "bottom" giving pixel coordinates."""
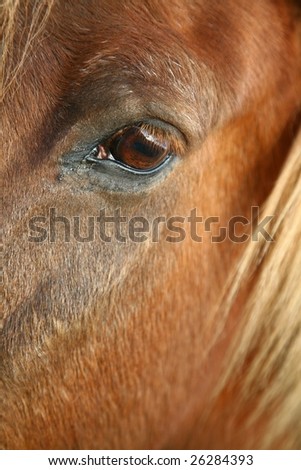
[
  {"left": 110, "top": 126, "right": 170, "bottom": 170},
  {"left": 87, "top": 124, "right": 173, "bottom": 172}
]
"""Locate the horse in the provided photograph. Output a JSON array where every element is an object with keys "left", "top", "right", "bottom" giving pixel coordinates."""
[{"left": 1, "top": 0, "right": 301, "bottom": 449}]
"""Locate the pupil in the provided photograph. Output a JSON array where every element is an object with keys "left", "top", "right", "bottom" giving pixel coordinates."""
[
  {"left": 110, "top": 126, "right": 170, "bottom": 170},
  {"left": 132, "top": 138, "right": 163, "bottom": 159}
]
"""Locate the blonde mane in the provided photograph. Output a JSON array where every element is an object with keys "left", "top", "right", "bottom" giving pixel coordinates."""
[{"left": 216, "top": 129, "right": 301, "bottom": 448}]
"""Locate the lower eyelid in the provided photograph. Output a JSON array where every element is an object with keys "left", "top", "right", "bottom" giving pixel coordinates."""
[
  {"left": 107, "top": 154, "right": 173, "bottom": 175},
  {"left": 60, "top": 148, "right": 180, "bottom": 193},
  {"left": 84, "top": 151, "right": 173, "bottom": 175}
]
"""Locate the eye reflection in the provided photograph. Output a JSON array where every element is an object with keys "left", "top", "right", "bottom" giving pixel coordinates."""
[{"left": 109, "top": 126, "right": 169, "bottom": 170}]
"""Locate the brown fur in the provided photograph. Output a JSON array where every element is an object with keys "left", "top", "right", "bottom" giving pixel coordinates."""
[{"left": 1, "top": 0, "right": 301, "bottom": 449}]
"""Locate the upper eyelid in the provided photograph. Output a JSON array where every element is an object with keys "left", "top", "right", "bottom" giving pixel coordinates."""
[{"left": 92, "top": 120, "right": 187, "bottom": 156}]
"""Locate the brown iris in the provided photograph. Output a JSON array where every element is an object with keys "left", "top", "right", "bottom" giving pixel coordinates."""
[{"left": 94, "top": 125, "right": 171, "bottom": 171}]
